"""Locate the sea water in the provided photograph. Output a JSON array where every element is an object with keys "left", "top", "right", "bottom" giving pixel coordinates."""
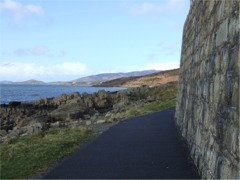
[{"left": 0, "top": 84, "right": 125, "bottom": 104}]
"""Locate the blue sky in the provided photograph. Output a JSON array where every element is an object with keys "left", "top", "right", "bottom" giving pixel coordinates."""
[{"left": 0, "top": 0, "right": 190, "bottom": 82}]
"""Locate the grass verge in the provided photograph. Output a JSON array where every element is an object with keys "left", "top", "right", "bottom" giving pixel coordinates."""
[
  {"left": 123, "top": 82, "right": 178, "bottom": 118},
  {"left": 0, "top": 128, "right": 95, "bottom": 179},
  {"left": 126, "top": 98, "right": 176, "bottom": 118}
]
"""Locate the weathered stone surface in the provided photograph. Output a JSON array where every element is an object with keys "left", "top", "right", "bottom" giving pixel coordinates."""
[
  {"left": 51, "top": 121, "right": 60, "bottom": 128},
  {"left": 96, "top": 120, "right": 106, "bottom": 124},
  {"left": 175, "top": 0, "right": 239, "bottom": 179},
  {"left": 85, "top": 120, "right": 92, "bottom": 126},
  {"left": 25, "top": 123, "right": 43, "bottom": 135},
  {"left": 216, "top": 19, "right": 228, "bottom": 47},
  {"left": 82, "top": 92, "right": 95, "bottom": 108},
  {"left": 50, "top": 103, "right": 86, "bottom": 121},
  {"left": 0, "top": 130, "right": 7, "bottom": 136},
  {"left": 94, "top": 90, "right": 112, "bottom": 111}
]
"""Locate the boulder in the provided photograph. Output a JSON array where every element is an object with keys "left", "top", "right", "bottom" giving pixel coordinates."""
[
  {"left": 66, "top": 92, "right": 83, "bottom": 104},
  {"left": 8, "top": 129, "right": 22, "bottom": 139},
  {"left": 82, "top": 92, "right": 95, "bottom": 108},
  {"left": 94, "top": 90, "right": 112, "bottom": 111},
  {"left": 50, "top": 103, "right": 86, "bottom": 121},
  {"left": 83, "top": 114, "right": 91, "bottom": 120},
  {"left": 25, "top": 123, "right": 43, "bottom": 135},
  {"left": 15, "top": 118, "right": 39, "bottom": 128},
  {"left": 52, "top": 92, "right": 83, "bottom": 106},
  {"left": 96, "top": 120, "right": 106, "bottom": 124},
  {"left": 51, "top": 121, "right": 60, "bottom": 128},
  {"left": 105, "top": 112, "right": 112, "bottom": 118},
  {"left": 9, "top": 101, "right": 21, "bottom": 107},
  {"left": 33, "top": 98, "right": 48, "bottom": 106},
  {"left": 90, "top": 114, "right": 99, "bottom": 121},
  {"left": 52, "top": 93, "right": 68, "bottom": 106},
  {"left": 85, "top": 120, "right": 92, "bottom": 126},
  {"left": 0, "top": 130, "right": 7, "bottom": 136}
]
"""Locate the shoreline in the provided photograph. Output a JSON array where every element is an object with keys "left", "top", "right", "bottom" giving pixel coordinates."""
[
  {"left": 0, "top": 82, "right": 178, "bottom": 179},
  {"left": 0, "top": 82, "right": 177, "bottom": 144},
  {"left": 0, "top": 84, "right": 126, "bottom": 105}
]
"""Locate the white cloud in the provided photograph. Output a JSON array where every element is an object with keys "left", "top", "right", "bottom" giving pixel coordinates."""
[
  {"left": 52, "top": 62, "right": 87, "bottom": 76},
  {"left": 31, "top": 46, "right": 48, "bottom": 56},
  {"left": 144, "top": 61, "right": 180, "bottom": 70},
  {"left": 147, "top": 53, "right": 157, "bottom": 61},
  {"left": 0, "top": 0, "right": 44, "bottom": 21},
  {"left": 13, "top": 46, "right": 65, "bottom": 57},
  {"left": 96, "top": 61, "right": 180, "bottom": 75},
  {"left": 48, "top": 50, "right": 66, "bottom": 58},
  {"left": 0, "top": 62, "right": 88, "bottom": 81},
  {"left": 129, "top": 0, "right": 188, "bottom": 15},
  {"left": 158, "top": 41, "right": 181, "bottom": 56},
  {"left": 168, "top": 23, "right": 182, "bottom": 30},
  {"left": 13, "top": 48, "right": 29, "bottom": 56}
]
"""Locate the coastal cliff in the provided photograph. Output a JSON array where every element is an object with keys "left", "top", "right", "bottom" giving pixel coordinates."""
[{"left": 175, "top": 0, "right": 239, "bottom": 179}]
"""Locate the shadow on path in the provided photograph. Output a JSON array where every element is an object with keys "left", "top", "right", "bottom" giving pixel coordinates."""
[{"left": 43, "top": 107, "right": 200, "bottom": 179}]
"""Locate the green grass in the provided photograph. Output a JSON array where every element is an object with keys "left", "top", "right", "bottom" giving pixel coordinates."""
[
  {"left": 0, "top": 128, "right": 95, "bottom": 179},
  {"left": 124, "top": 82, "right": 178, "bottom": 118},
  {"left": 127, "top": 98, "right": 176, "bottom": 117}
]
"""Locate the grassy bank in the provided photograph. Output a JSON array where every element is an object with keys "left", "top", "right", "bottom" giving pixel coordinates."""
[
  {"left": 0, "top": 128, "right": 95, "bottom": 179},
  {"left": 122, "top": 82, "right": 178, "bottom": 118},
  {"left": 126, "top": 98, "right": 176, "bottom": 117}
]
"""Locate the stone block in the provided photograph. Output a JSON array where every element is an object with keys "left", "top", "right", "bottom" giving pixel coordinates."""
[
  {"left": 228, "top": 17, "right": 239, "bottom": 40},
  {"left": 216, "top": 20, "right": 228, "bottom": 47},
  {"left": 217, "top": 0, "right": 226, "bottom": 22}
]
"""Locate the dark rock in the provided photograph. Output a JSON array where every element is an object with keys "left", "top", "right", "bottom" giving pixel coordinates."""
[
  {"left": 9, "top": 101, "right": 21, "bottom": 107},
  {"left": 25, "top": 123, "right": 42, "bottom": 135},
  {"left": 50, "top": 103, "right": 86, "bottom": 121},
  {"left": 82, "top": 92, "right": 95, "bottom": 108}
]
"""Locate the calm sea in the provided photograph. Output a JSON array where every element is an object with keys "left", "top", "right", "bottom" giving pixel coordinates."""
[{"left": 0, "top": 84, "right": 125, "bottom": 104}]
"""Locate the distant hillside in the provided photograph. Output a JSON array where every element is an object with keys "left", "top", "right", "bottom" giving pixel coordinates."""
[
  {"left": 0, "top": 81, "right": 14, "bottom": 84},
  {"left": 73, "top": 70, "right": 160, "bottom": 83},
  {"left": 0, "top": 70, "right": 164, "bottom": 86},
  {"left": 15, "top": 79, "right": 46, "bottom": 85},
  {"left": 95, "top": 69, "right": 179, "bottom": 87}
]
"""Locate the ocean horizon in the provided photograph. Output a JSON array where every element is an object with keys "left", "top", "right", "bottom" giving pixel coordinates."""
[{"left": 0, "top": 84, "right": 125, "bottom": 104}]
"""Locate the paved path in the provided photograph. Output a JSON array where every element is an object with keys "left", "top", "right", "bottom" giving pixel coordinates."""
[{"left": 43, "top": 107, "right": 200, "bottom": 179}]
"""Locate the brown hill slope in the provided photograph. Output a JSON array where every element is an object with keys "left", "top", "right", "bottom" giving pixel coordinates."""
[{"left": 96, "top": 69, "right": 179, "bottom": 87}]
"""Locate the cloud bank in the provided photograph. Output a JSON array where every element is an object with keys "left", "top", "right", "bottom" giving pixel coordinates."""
[
  {"left": 14, "top": 46, "right": 49, "bottom": 56},
  {"left": 0, "top": 61, "right": 179, "bottom": 82},
  {"left": 102, "top": 61, "right": 180, "bottom": 74},
  {"left": 128, "top": 0, "right": 188, "bottom": 15},
  {"left": 0, "top": 0, "right": 44, "bottom": 21},
  {"left": 144, "top": 61, "right": 180, "bottom": 70},
  {"left": 13, "top": 46, "right": 67, "bottom": 58},
  {"left": 0, "top": 62, "right": 88, "bottom": 82}
]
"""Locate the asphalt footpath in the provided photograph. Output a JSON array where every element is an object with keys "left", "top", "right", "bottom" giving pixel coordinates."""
[{"left": 43, "top": 107, "right": 200, "bottom": 179}]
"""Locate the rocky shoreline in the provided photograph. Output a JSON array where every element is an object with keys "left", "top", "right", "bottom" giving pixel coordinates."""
[{"left": 0, "top": 82, "right": 176, "bottom": 143}]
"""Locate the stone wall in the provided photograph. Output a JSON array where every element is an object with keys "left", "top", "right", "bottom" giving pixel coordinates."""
[{"left": 175, "top": 0, "right": 239, "bottom": 179}]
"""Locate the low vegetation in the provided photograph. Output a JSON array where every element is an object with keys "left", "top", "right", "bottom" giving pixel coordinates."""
[
  {"left": 127, "top": 99, "right": 176, "bottom": 117},
  {"left": 0, "top": 128, "right": 95, "bottom": 179},
  {"left": 121, "top": 83, "right": 177, "bottom": 118},
  {"left": 0, "top": 81, "right": 178, "bottom": 179}
]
